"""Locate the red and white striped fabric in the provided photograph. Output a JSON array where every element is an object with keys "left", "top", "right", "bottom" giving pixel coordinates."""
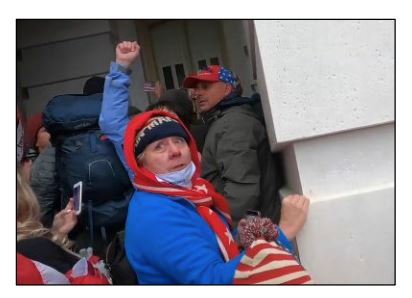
[
  {"left": 17, "top": 253, "right": 111, "bottom": 285},
  {"left": 233, "top": 239, "right": 313, "bottom": 284},
  {"left": 143, "top": 82, "right": 156, "bottom": 92},
  {"left": 17, "top": 253, "right": 70, "bottom": 284}
]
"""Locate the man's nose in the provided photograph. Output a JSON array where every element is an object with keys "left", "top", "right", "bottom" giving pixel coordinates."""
[{"left": 192, "top": 89, "right": 201, "bottom": 100}]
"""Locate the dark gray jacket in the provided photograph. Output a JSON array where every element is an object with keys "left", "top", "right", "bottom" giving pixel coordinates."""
[
  {"left": 30, "top": 146, "right": 60, "bottom": 227},
  {"left": 201, "top": 98, "right": 281, "bottom": 225}
]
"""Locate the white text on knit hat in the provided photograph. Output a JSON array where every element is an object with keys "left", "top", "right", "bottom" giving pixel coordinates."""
[{"left": 135, "top": 116, "right": 178, "bottom": 146}]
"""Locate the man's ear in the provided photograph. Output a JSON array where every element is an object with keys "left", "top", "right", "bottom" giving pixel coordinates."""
[{"left": 223, "top": 83, "right": 233, "bottom": 97}]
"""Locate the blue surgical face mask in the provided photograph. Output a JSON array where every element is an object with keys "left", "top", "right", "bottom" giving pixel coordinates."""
[{"left": 155, "top": 161, "right": 196, "bottom": 188}]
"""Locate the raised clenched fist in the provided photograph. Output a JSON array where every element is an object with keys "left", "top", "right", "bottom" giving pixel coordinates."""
[{"left": 115, "top": 41, "right": 140, "bottom": 69}]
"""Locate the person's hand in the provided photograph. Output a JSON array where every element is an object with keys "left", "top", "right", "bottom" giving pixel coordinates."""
[
  {"left": 279, "top": 194, "right": 310, "bottom": 240},
  {"left": 115, "top": 41, "right": 140, "bottom": 69},
  {"left": 51, "top": 199, "right": 78, "bottom": 241},
  {"left": 20, "top": 160, "right": 32, "bottom": 182},
  {"left": 154, "top": 81, "right": 166, "bottom": 99}
]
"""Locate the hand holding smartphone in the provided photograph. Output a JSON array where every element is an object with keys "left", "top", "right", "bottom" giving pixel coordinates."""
[{"left": 73, "top": 181, "right": 83, "bottom": 215}]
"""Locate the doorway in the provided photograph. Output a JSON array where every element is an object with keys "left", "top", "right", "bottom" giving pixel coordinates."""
[{"left": 149, "top": 20, "right": 226, "bottom": 89}]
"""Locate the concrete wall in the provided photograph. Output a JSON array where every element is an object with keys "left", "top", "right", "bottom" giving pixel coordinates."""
[
  {"left": 255, "top": 20, "right": 394, "bottom": 147},
  {"left": 186, "top": 20, "right": 223, "bottom": 70},
  {"left": 17, "top": 20, "right": 112, "bottom": 48},
  {"left": 112, "top": 20, "right": 149, "bottom": 112},
  {"left": 17, "top": 20, "right": 113, "bottom": 116},
  {"left": 221, "top": 20, "right": 254, "bottom": 97},
  {"left": 283, "top": 125, "right": 394, "bottom": 283},
  {"left": 17, "top": 20, "right": 148, "bottom": 117},
  {"left": 254, "top": 20, "right": 394, "bottom": 284}
]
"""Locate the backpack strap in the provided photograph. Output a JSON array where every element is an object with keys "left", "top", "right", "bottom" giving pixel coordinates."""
[
  {"left": 87, "top": 199, "right": 94, "bottom": 246},
  {"left": 86, "top": 199, "right": 108, "bottom": 247}
]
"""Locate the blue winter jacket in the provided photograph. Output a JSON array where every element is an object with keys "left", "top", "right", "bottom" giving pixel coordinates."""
[{"left": 125, "top": 191, "right": 244, "bottom": 284}]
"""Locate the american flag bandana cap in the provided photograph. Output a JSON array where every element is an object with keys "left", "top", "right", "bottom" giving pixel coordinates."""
[
  {"left": 217, "top": 66, "right": 237, "bottom": 86},
  {"left": 183, "top": 65, "right": 238, "bottom": 88}
]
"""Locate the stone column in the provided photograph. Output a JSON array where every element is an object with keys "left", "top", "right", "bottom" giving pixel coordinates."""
[{"left": 254, "top": 20, "right": 394, "bottom": 283}]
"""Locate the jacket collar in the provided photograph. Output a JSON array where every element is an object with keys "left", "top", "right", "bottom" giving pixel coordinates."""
[{"left": 201, "top": 92, "right": 260, "bottom": 126}]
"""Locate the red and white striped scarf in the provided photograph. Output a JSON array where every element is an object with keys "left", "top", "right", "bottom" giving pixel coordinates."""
[{"left": 124, "top": 109, "right": 239, "bottom": 261}]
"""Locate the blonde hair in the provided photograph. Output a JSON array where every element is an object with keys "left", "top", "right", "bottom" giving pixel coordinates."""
[
  {"left": 136, "top": 151, "right": 145, "bottom": 166},
  {"left": 17, "top": 169, "right": 71, "bottom": 248}
]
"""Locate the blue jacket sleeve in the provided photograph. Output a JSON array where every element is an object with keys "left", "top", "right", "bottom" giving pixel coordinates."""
[{"left": 99, "top": 62, "right": 134, "bottom": 180}]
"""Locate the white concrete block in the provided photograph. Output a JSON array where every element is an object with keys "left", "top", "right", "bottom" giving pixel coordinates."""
[
  {"left": 297, "top": 187, "right": 394, "bottom": 284},
  {"left": 283, "top": 123, "right": 394, "bottom": 201},
  {"left": 254, "top": 20, "right": 394, "bottom": 146},
  {"left": 21, "top": 33, "right": 114, "bottom": 87}
]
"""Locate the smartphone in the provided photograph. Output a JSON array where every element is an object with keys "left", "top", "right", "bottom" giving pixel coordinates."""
[{"left": 73, "top": 181, "right": 83, "bottom": 215}]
